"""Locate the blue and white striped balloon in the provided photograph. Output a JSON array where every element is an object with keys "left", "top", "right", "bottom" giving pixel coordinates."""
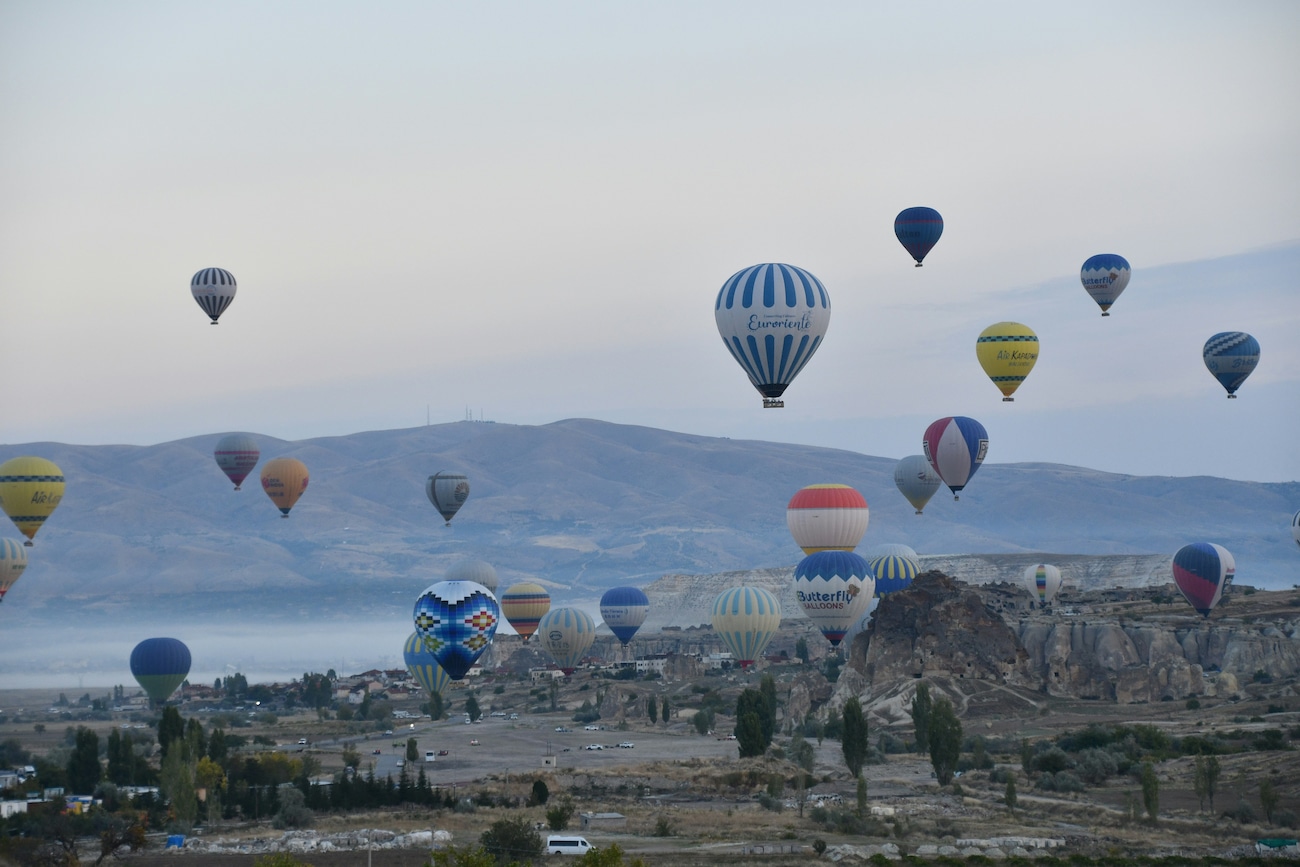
[
  {"left": 711, "top": 586, "right": 781, "bottom": 668},
  {"left": 1080, "top": 254, "right": 1130, "bottom": 316},
  {"left": 537, "top": 607, "right": 597, "bottom": 674},
  {"left": 714, "top": 263, "right": 831, "bottom": 407},
  {"left": 403, "top": 632, "right": 452, "bottom": 696},
  {"left": 868, "top": 554, "right": 919, "bottom": 597},
  {"left": 1202, "top": 332, "right": 1259, "bottom": 398},
  {"left": 191, "top": 267, "right": 237, "bottom": 324}
]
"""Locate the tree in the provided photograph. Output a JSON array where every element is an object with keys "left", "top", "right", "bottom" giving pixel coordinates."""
[
  {"left": 841, "top": 697, "right": 868, "bottom": 778},
  {"left": 911, "top": 683, "right": 932, "bottom": 754},
  {"left": 1140, "top": 762, "right": 1159, "bottom": 823},
  {"left": 795, "top": 637, "right": 809, "bottom": 664},
  {"left": 427, "top": 691, "right": 445, "bottom": 720},
  {"left": 546, "top": 796, "right": 574, "bottom": 831},
  {"left": 208, "top": 727, "right": 228, "bottom": 765},
  {"left": 927, "top": 698, "right": 961, "bottom": 786},
  {"left": 530, "top": 779, "right": 550, "bottom": 806},
  {"left": 549, "top": 678, "right": 559, "bottom": 712},
  {"left": 759, "top": 675, "right": 778, "bottom": 739},
  {"left": 341, "top": 743, "right": 361, "bottom": 770},
  {"left": 160, "top": 743, "right": 198, "bottom": 829},
  {"left": 272, "top": 787, "right": 314, "bottom": 829},
  {"left": 734, "top": 685, "right": 775, "bottom": 758},
  {"left": 158, "top": 706, "right": 184, "bottom": 759},
  {"left": 1005, "top": 774, "right": 1017, "bottom": 813},
  {"left": 67, "top": 727, "right": 102, "bottom": 794},
  {"left": 107, "top": 729, "right": 133, "bottom": 786},
  {"left": 406, "top": 738, "right": 419, "bottom": 762},
  {"left": 465, "top": 694, "right": 482, "bottom": 722},
  {"left": 1260, "top": 778, "right": 1279, "bottom": 825},
  {"left": 647, "top": 696, "right": 658, "bottom": 724},
  {"left": 856, "top": 775, "right": 868, "bottom": 819},
  {"left": 661, "top": 696, "right": 670, "bottom": 724},
  {"left": 735, "top": 711, "right": 766, "bottom": 759},
  {"left": 480, "top": 817, "right": 543, "bottom": 863},
  {"left": 693, "top": 708, "right": 714, "bottom": 736}
]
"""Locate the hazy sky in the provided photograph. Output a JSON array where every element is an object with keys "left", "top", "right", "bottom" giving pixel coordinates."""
[{"left": 2, "top": 2, "right": 1298, "bottom": 482}]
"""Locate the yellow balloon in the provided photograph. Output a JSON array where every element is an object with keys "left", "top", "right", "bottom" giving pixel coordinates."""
[
  {"left": 260, "top": 457, "right": 309, "bottom": 518},
  {"left": 0, "top": 457, "right": 66, "bottom": 545},
  {"left": 975, "top": 321, "right": 1039, "bottom": 401}
]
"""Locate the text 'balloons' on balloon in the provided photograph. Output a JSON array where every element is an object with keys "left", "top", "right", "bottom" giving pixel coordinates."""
[
  {"left": 446, "top": 559, "right": 499, "bottom": 596},
  {"left": 537, "top": 607, "right": 598, "bottom": 675},
  {"left": 922, "top": 416, "right": 989, "bottom": 500},
  {"left": 600, "top": 586, "right": 650, "bottom": 646},
  {"left": 413, "top": 580, "right": 500, "bottom": 680},
  {"left": 711, "top": 585, "right": 781, "bottom": 668},
  {"left": 1202, "top": 332, "right": 1260, "bottom": 398},
  {"left": 1172, "top": 543, "right": 1235, "bottom": 618},
  {"left": 403, "top": 632, "right": 451, "bottom": 696},
  {"left": 1080, "top": 254, "right": 1130, "bottom": 316},
  {"left": 261, "top": 457, "right": 309, "bottom": 517},
  {"left": 786, "top": 484, "right": 869, "bottom": 555},
  {"left": 714, "top": 263, "right": 831, "bottom": 409},
  {"left": 975, "top": 322, "right": 1039, "bottom": 401},
  {"left": 191, "top": 267, "right": 236, "bottom": 324},
  {"left": 894, "top": 455, "right": 942, "bottom": 515},
  {"left": 500, "top": 583, "right": 551, "bottom": 641},
  {"left": 0, "top": 457, "right": 65, "bottom": 546},
  {"left": 794, "top": 550, "right": 875, "bottom": 648},
  {"left": 868, "top": 553, "right": 919, "bottom": 597},
  {"left": 427, "top": 472, "right": 470, "bottom": 525},
  {"left": 1023, "top": 563, "right": 1063, "bottom": 607},
  {"left": 130, "top": 637, "right": 191, "bottom": 705},
  {"left": 0, "top": 538, "right": 28, "bottom": 602},
  {"left": 214, "top": 434, "right": 259, "bottom": 491},
  {"left": 894, "top": 207, "right": 944, "bottom": 267}
]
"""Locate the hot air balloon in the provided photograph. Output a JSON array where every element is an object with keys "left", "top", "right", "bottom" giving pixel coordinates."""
[
  {"left": 864, "top": 543, "right": 919, "bottom": 562},
  {"left": 922, "top": 416, "right": 988, "bottom": 500},
  {"left": 1172, "top": 543, "right": 1234, "bottom": 617},
  {"left": 1080, "top": 254, "right": 1130, "bottom": 316},
  {"left": 500, "top": 583, "right": 551, "bottom": 641},
  {"left": 894, "top": 456, "right": 941, "bottom": 515},
  {"left": 1293, "top": 510, "right": 1300, "bottom": 550},
  {"left": 894, "top": 207, "right": 943, "bottom": 267},
  {"left": 868, "top": 553, "right": 919, "bottom": 597},
  {"left": 714, "top": 263, "right": 831, "bottom": 408},
  {"left": 786, "top": 484, "right": 869, "bottom": 554},
  {"left": 261, "top": 457, "right": 309, "bottom": 517},
  {"left": 214, "top": 434, "right": 259, "bottom": 491},
  {"left": 1202, "top": 332, "right": 1260, "bottom": 398},
  {"left": 711, "top": 586, "right": 781, "bottom": 669},
  {"left": 976, "top": 322, "right": 1039, "bottom": 401},
  {"left": 794, "top": 551, "right": 875, "bottom": 648},
  {"left": 413, "top": 580, "right": 500, "bottom": 680},
  {"left": 426, "top": 472, "right": 470, "bottom": 525},
  {"left": 130, "top": 637, "right": 191, "bottom": 705},
  {"left": 403, "top": 632, "right": 452, "bottom": 696},
  {"left": 537, "top": 607, "right": 598, "bottom": 675},
  {"left": 599, "top": 586, "right": 650, "bottom": 646},
  {"left": 0, "top": 457, "right": 65, "bottom": 546},
  {"left": 0, "top": 539, "right": 28, "bottom": 602},
  {"left": 1022, "top": 563, "right": 1063, "bottom": 607},
  {"left": 447, "top": 559, "right": 499, "bottom": 596},
  {"left": 191, "top": 267, "right": 236, "bottom": 325}
]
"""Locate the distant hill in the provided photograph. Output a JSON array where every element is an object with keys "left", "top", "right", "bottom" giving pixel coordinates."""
[{"left": 0, "top": 419, "right": 1295, "bottom": 625}]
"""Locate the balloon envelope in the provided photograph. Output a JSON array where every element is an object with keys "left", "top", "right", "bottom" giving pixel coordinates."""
[
  {"left": 1202, "top": 332, "right": 1260, "bottom": 397},
  {"left": 1293, "top": 510, "right": 1300, "bottom": 550},
  {"left": 1172, "top": 543, "right": 1234, "bottom": 617},
  {"left": 794, "top": 551, "right": 875, "bottom": 647},
  {"left": 447, "top": 560, "right": 498, "bottom": 596},
  {"left": 894, "top": 207, "right": 944, "bottom": 266},
  {"left": 191, "top": 267, "right": 236, "bottom": 324},
  {"left": 599, "top": 586, "right": 650, "bottom": 646},
  {"left": 786, "top": 484, "right": 869, "bottom": 554},
  {"left": 426, "top": 472, "right": 470, "bottom": 525},
  {"left": 922, "top": 417, "right": 988, "bottom": 499},
  {"left": 261, "top": 457, "right": 309, "bottom": 517},
  {"left": 714, "top": 263, "right": 831, "bottom": 407},
  {"left": 1022, "top": 563, "right": 1063, "bottom": 606},
  {"left": 413, "top": 580, "right": 500, "bottom": 680},
  {"left": 868, "top": 553, "right": 919, "bottom": 597},
  {"left": 0, "top": 538, "right": 28, "bottom": 602},
  {"left": 894, "top": 455, "right": 942, "bottom": 514},
  {"left": 0, "top": 457, "right": 65, "bottom": 545},
  {"left": 500, "top": 583, "right": 551, "bottom": 641},
  {"left": 130, "top": 637, "right": 192, "bottom": 704},
  {"left": 537, "top": 607, "right": 598, "bottom": 675},
  {"left": 403, "top": 632, "right": 452, "bottom": 696},
  {"left": 214, "top": 434, "right": 259, "bottom": 490},
  {"left": 976, "top": 322, "right": 1039, "bottom": 401},
  {"left": 711, "top": 586, "right": 781, "bottom": 668},
  {"left": 1080, "top": 254, "right": 1130, "bottom": 315}
]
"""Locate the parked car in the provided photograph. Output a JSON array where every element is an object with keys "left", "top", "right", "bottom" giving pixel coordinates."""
[
  {"left": 489, "top": 711, "right": 507, "bottom": 718},
  {"left": 469, "top": 739, "right": 480, "bottom": 746},
  {"left": 509, "top": 713, "right": 519, "bottom": 720},
  {"left": 583, "top": 724, "right": 601, "bottom": 731},
  {"left": 555, "top": 726, "right": 572, "bottom": 733},
  {"left": 437, "top": 749, "right": 449, "bottom": 756},
  {"left": 583, "top": 743, "right": 603, "bottom": 751},
  {"left": 618, "top": 742, "right": 635, "bottom": 749},
  {"left": 297, "top": 738, "right": 308, "bottom": 745}
]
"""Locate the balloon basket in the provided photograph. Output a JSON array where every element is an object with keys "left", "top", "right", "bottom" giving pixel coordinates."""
[
  {"left": 762, "top": 398, "right": 785, "bottom": 408},
  {"left": 914, "top": 263, "right": 922, "bottom": 268},
  {"left": 1002, "top": 397, "right": 1014, "bottom": 402},
  {"left": 24, "top": 541, "right": 33, "bottom": 547},
  {"left": 1227, "top": 395, "right": 1237, "bottom": 399},
  {"left": 1101, "top": 312, "right": 1110, "bottom": 317},
  {"left": 210, "top": 321, "right": 219, "bottom": 325},
  {"left": 915, "top": 510, "right": 923, "bottom": 515}
]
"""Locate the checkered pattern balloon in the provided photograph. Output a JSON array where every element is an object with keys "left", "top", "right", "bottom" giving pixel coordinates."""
[{"left": 412, "top": 580, "right": 500, "bottom": 680}]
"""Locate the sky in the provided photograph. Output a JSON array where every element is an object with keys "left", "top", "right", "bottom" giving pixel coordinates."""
[{"left": 2, "top": 1, "right": 1298, "bottom": 483}]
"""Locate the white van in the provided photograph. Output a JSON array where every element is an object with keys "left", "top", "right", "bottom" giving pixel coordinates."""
[
  {"left": 424, "top": 751, "right": 436, "bottom": 763},
  {"left": 545, "top": 835, "right": 592, "bottom": 855}
]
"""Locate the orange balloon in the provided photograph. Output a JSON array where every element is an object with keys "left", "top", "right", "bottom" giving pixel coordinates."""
[{"left": 260, "top": 458, "right": 309, "bottom": 518}]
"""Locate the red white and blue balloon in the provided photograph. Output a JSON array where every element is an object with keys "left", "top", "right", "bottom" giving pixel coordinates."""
[
  {"left": 922, "top": 416, "right": 989, "bottom": 500},
  {"left": 794, "top": 550, "right": 875, "bottom": 648},
  {"left": 1171, "top": 543, "right": 1234, "bottom": 618},
  {"left": 1202, "top": 332, "right": 1260, "bottom": 398},
  {"left": 1080, "top": 254, "right": 1130, "bottom": 316},
  {"left": 413, "top": 580, "right": 499, "bottom": 680},
  {"left": 714, "top": 263, "right": 831, "bottom": 407}
]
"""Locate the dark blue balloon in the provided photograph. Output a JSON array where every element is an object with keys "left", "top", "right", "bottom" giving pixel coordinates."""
[
  {"left": 894, "top": 207, "right": 944, "bottom": 266},
  {"left": 1203, "top": 332, "right": 1260, "bottom": 397},
  {"left": 599, "top": 586, "right": 650, "bottom": 645},
  {"left": 129, "top": 638, "right": 192, "bottom": 704}
]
